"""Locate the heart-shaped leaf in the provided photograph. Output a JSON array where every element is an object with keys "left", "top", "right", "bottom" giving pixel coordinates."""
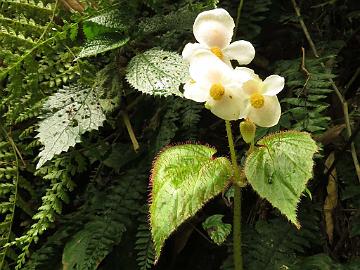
[
  {"left": 149, "top": 144, "right": 232, "bottom": 261},
  {"left": 244, "top": 131, "right": 317, "bottom": 228}
]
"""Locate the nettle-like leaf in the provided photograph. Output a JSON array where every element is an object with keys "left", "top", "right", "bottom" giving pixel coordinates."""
[
  {"left": 36, "top": 85, "right": 105, "bottom": 169},
  {"left": 244, "top": 131, "right": 318, "bottom": 228},
  {"left": 150, "top": 144, "right": 232, "bottom": 261},
  {"left": 86, "top": 10, "right": 128, "bottom": 31},
  {"left": 78, "top": 34, "right": 129, "bottom": 58},
  {"left": 126, "top": 49, "right": 189, "bottom": 97},
  {"left": 77, "top": 8, "right": 131, "bottom": 59},
  {"left": 202, "top": 214, "right": 231, "bottom": 245}
]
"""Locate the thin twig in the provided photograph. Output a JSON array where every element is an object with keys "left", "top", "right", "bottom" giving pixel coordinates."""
[
  {"left": 121, "top": 111, "right": 140, "bottom": 152},
  {"left": 300, "top": 47, "right": 311, "bottom": 92},
  {"left": 344, "top": 67, "right": 360, "bottom": 95},
  {"left": 291, "top": 0, "right": 360, "bottom": 182},
  {"left": 234, "top": 0, "right": 245, "bottom": 37},
  {"left": 38, "top": 0, "right": 60, "bottom": 42},
  {"left": 190, "top": 223, "right": 213, "bottom": 244},
  {"left": 325, "top": 121, "right": 360, "bottom": 179}
]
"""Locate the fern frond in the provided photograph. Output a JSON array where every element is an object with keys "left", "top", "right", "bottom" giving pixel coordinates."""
[
  {"left": 221, "top": 205, "right": 321, "bottom": 270},
  {"left": 0, "top": 13, "right": 45, "bottom": 39},
  {"left": 244, "top": 208, "right": 321, "bottom": 269},
  {"left": 0, "top": 137, "right": 19, "bottom": 270},
  {"left": 60, "top": 167, "right": 147, "bottom": 269},
  {"left": 240, "top": 0, "right": 271, "bottom": 39},
  {"left": 0, "top": 0, "right": 54, "bottom": 18},
  {"left": 11, "top": 156, "right": 75, "bottom": 270},
  {"left": 276, "top": 56, "right": 335, "bottom": 133},
  {"left": 62, "top": 219, "right": 126, "bottom": 269},
  {"left": 138, "top": 6, "right": 198, "bottom": 35},
  {"left": 0, "top": 26, "right": 36, "bottom": 49},
  {"left": 135, "top": 206, "right": 155, "bottom": 270}
]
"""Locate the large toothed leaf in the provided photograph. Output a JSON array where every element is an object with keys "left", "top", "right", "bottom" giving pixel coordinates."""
[
  {"left": 36, "top": 85, "right": 105, "bottom": 168},
  {"left": 244, "top": 131, "right": 318, "bottom": 228},
  {"left": 150, "top": 144, "right": 232, "bottom": 261},
  {"left": 78, "top": 33, "right": 129, "bottom": 58},
  {"left": 126, "top": 49, "right": 189, "bottom": 97}
]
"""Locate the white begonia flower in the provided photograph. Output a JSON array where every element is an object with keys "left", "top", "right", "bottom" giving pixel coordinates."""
[
  {"left": 182, "top": 8, "right": 255, "bottom": 66},
  {"left": 183, "top": 53, "right": 250, "bottom": 121},
  {"left": 233, "top": 67, "right": 285, "bottom": 127}
]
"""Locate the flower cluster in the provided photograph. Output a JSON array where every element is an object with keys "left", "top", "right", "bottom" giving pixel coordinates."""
[{"left": 182, "top": 8, "right": 284, "bottom": 127}]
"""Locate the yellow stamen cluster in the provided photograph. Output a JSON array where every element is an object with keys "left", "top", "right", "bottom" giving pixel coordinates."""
[
  {"left": 210, "top": 83, "right": 225, "bottom": 100},
  {"left": 250, "top": 92, "right": 265, "bottom": 109},
  {"left": 210, "top": 47, "right": 223, "bottom": 60}
]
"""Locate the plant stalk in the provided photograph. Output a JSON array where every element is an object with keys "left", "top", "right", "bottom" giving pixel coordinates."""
[
  {"left": 225, "top": 120, "right": 243, "bottom": 270},
  {"left": 121, "top": 111, "right": 140, "bottom": 152},
  {"left": 234, "top": 0, "right": 245, "bottom": 36}
]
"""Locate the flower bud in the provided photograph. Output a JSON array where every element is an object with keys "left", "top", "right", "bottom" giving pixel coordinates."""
[{"left": 240, "top": 119, "right": 256, "bottom": 144}]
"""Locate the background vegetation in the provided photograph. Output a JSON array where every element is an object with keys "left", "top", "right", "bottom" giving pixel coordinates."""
[{"left": 0, "top": 0, "right": 359, "bottom": 269}]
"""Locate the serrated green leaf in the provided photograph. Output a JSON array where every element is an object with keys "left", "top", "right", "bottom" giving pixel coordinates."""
[
  {"left": 244, "top": 131, "right": 317, "bottom": 228},
  {"left": 36, "top": 85, "right": 105, "bottom": 169},
  {"left": 86, "top": 10, "right": 128, "bottom": 30},
  {"left": 78, "top": 33, "right": 129, "bottom": 59},
  {"left": 149, "top": 144, "right": 232, "bottom": 261},
  {"left": 126, "top": 49, "right": 189, "bottom": 97},
  {"left": 202, "top": 214, "right": 231, "bottom": 245}
]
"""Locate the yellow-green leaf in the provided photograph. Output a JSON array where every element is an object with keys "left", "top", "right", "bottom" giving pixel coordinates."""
[
  {"left": 149, "top": 144, "right": 232, "bottom": 262},
  {"left": 245, "top": 131, "right": 318, "bottom": 228}
]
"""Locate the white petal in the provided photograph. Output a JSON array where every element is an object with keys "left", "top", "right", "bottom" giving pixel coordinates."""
[
  {"left": 193, "top": 8, "right": 234, "bottom": 49},
  {"left": 183, "top": 81, "right": 209, "bottom": 102},
  {"left": 233, "top": 67, "right": 256, "bottom": 84},
  {"left": 182, "top": 43, "right": 208, "bottom": 62},
  {"left": 189, "top": 53, "right": 233, "bottom": 85},
  {"left": 223, "top": 40, "right": 255, "bottom": 65},
  {"left": 262, "top": 75, "right": 285, "bottom": 96},
  {"left": 222, "top": 55, "right": 232, "bottom": 67},
  {"left": 206, "top": 83, "right": 245, "bottom": 120},
  {"left": 239, "top": 102, "right": 251, "bottom": 119},
  {"left": 247, "top": 96, "right": 281, "bottom": 127}
]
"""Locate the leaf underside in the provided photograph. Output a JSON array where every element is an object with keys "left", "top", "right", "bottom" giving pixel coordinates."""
[
  {"left": 78, "top": 34, "right": 129, "bottom": 58},
  {"left": 245, "top": 131, "right": 318, "bottom": 228},
  {"left": 126, "top": 49, "right": 189, "bottom": 97},
  {"left": 149, "top": 144, "right": 232, "bottom": 262},
  {"left": 36, "top": 85, "right": 105, "bottom": 168}
]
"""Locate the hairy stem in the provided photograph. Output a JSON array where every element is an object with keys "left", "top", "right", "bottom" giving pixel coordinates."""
[
  {"left": 291, "top": 0, "right": 360, "bottom": 182},
  {"left": 225, "top": 120, "right": 243, "bottom": 270}
]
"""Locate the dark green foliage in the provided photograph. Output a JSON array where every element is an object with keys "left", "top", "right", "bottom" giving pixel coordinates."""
[
  {"left": 0, "top": 0, "right": 359, "bottom": 269},
  {"left": 238, "top": 0, "right": 272, "bottom": 40},
  {"left": 135, "top": 207, "right": 155, "bottom": 270},
  {"left": 0, "top": 140, "right": 18, "bottom": 270},
  {"left": 244, "top": 208, "right": 320, "bottom": 269},
  {"left": 276, "top": 56, "right": 334, "bottom": 133}
]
